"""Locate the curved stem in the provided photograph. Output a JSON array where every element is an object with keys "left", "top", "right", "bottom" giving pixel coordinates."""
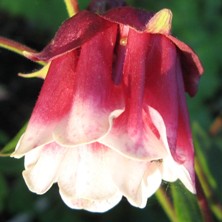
[{"left": 0, "top": 36, "right": 45, "bottom": 65}]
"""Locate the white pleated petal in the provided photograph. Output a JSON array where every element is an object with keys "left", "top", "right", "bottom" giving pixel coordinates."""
[
  {"left": 18, "top": 135, "right": 194, "bottom": 213},
  {"left": 57, "top": 144, "right": 122, "bottom": 212},
  {"left": 106, "top": 150, "right": 148, "bottom": 207},
  {"left": 22, "top": 142, "right": 67, "bottom": 194}
]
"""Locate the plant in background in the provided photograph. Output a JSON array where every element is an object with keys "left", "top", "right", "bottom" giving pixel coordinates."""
[{"left": 0, "top": 0, "right": 221, "bottom": 221}]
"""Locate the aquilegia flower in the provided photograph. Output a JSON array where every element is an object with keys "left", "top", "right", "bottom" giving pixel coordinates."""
[{"left": 10, "top": 6, "right": 203, "bottom": 212}]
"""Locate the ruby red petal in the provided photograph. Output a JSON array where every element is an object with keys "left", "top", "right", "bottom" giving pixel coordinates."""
[
  {"left": 100, "top": 30, "right": 167, "bottom": 160},
  {"left": 31, "top": 11, "right": 115, "bottom": 61},
  {"left": 31, "top": 51, "right": 77, "bottom": 122},
  {"left": 144, "top": 34, "right": 179, "bottom": 155},
  {"left": 13, "top": 51, "right": 78, "bottom": 156}
]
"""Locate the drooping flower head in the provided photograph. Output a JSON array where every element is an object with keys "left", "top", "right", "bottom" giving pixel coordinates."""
[{"left": 9, "top": 4, "right": 203, "bottom": 212}]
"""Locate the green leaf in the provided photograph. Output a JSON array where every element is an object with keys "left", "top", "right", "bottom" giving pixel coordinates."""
[
  {"left": 0, "top": 123, "right": 27, "bottom": 156},
  {"left": 171, "top": 181, "right": 202, "bottom": 222}
]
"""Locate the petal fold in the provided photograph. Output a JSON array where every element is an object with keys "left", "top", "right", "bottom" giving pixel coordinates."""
[
  {"left": 100, "top": 30, "right": 168, "bottom": 160},
  {"left": 167, "top": 35, "right": 204, "bottom": 96},
  {"left": 22, "top": 142, "right": 67, "bottom": 194},
  {"left": 102, "top": 6, "right": 153, "bottom": 31},
  {"left": 53, "top": 26, "right": 123, "bottom": 147},
  {"left": 144, "top": 35, "right": 179, "bottom": 159}
]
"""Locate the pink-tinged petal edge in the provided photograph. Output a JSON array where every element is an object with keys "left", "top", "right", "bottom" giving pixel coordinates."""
[
  {"left": 52, "top": 25, "right": 123, "bottom": 147},
  {"left": 99, "top": 30, "right": 168, "bottom": 160}
]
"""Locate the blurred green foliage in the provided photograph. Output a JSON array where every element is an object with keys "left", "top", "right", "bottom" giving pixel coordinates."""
[
  {"left": 0, "top": 0, "right": 222, "bottom": 221},
  {"left": 0, "top": 0, "right": 90, "bottom": 32}
]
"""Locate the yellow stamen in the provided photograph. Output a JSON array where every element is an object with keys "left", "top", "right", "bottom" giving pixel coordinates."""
[{"left": 120, "top": 37, "right": 128, "bottom": 46}]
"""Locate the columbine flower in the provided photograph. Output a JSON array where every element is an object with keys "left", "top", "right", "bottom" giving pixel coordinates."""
[{"left": 10, "top": 6, "right": 203, "bottom": 212}]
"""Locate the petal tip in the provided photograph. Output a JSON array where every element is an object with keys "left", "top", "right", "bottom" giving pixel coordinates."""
[{"left": 146, "top": 8, "right": 172, "bottom": 34}]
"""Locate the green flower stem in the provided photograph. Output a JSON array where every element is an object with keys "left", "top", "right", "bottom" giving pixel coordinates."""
[
  {"left": 155, "top": 187, "right": 177, "bottom": 222},
  {"left": 195, "top": 157, "right": 222, "bottom": 220}
]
